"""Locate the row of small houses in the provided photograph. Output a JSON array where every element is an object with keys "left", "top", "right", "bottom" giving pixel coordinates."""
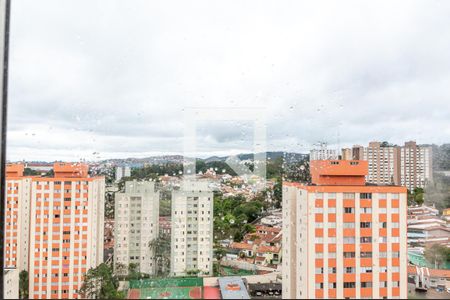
[
  {"left": 408, "top": 265, "right": 450, "bottom": 291},
  {"left": 227, "top": 225, "right": 282, "bottom": 267}
]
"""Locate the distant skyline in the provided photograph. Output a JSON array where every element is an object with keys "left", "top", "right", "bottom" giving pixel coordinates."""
[{"left": 7, "top": 1, "right": 450, "bottom": 161}]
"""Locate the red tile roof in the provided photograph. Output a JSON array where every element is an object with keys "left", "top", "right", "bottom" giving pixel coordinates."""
[
  {"left": 230, "top": 242, "right": 253, "bottom": 250},
  {"left": 408, "top": 265, "right": 450, "bottom": 278},
  {"left": 429, "top": 268, "right": 450, "bottom": 278},
  {"left": 255, "top": 225, "right": 281, "bottom": 234},
  {"left": 256, "top": 245, "right": 281, "bottom": 254}
]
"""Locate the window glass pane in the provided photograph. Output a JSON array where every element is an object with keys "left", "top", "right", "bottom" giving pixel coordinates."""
[{"left": 2, "top": 2, "right": 448, "bottom": 300}]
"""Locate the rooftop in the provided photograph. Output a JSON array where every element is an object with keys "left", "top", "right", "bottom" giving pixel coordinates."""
[
  {"left": 256, "top": 245, "right": 281, "bottom": 254},
  {"left": 230, "top": 242, "right": 253, "bottom": 251},
  {"left": 284, "top": 181, "right": 406, "bottom": 193},
  {"left": 53, "top": 162, "right": 89, "bottom": 178},
  {"left": 310, "top": 160, "right": 368, "bottom": 186},
  {"left": 218, "top": 277, "right": 250, "bottom": 300}
]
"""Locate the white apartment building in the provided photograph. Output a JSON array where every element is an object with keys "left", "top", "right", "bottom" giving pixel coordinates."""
[
  {"left": 400, "top": 141, "right": 432, "bottom": 190},
  {"left": 115, "top": 166, "right": 123, "bottom": 182},
  {"left": 114, "top": 180, "right": 160, "bottom": 275},
  {"left": 124, "top": 166, "right": 131, "bottom": 177},
  {"left": 115, "top": 166, "right": 131, "bottom": 182},
  {"left": 171, "top": 180, "right": 213, "bottom": 276},
  {"left": 352, "top": 141, "right": 432, "bottom": 189},
  {"left": 310, "top": 144, "right": 338, "bottom": 161},
  {"left": 362, "top": 142, "right": 398, "bottom": 185}
]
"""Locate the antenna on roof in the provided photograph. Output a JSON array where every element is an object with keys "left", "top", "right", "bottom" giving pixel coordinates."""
[{"left": 337, "top": 125, "right": 341, "bottom": 158}]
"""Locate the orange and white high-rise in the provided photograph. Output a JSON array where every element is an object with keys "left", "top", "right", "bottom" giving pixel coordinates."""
[
  {"left": 4, "top": 162, "right": 105, "bottom": 299},
  {"left": 5, "top": 163, "right": 32, "bottom": 271},
  {"left": 283, "top": 160, "right": 407, "bottom": 299}
]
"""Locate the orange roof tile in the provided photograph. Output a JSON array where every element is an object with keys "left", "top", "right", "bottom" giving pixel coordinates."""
[
  {"left": 408, "top": 265, "right": 418, "bottom": 274},
  {"left": 255, "top": 225, "right": 281, "bottom": 233},
  {"left": 429, "top": 268, "right": 450, "bottom": 278},
  {"left": 230, "top": 242, "right": 253, "bottom": 251},
  {"left": 256, "top": 245, "right": 281, "bottom": 253},
  {"left": 407, "top": 266, "right": 450, "bottom": 278}
]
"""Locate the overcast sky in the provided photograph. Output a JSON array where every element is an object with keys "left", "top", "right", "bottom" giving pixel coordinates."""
[{"left": 6, "top": 1, "right": 450, "bottom": 161}]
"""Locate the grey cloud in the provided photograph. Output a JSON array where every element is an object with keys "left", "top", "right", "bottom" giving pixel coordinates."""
[{"left": 6, "top": 0, "right": 450, "bottom": 161}]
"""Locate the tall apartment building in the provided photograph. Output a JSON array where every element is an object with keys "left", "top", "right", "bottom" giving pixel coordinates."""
[
  {"left": 351, "top": 141, "right": 432, "bottom": 189},
  {"left": 400, "top": 141, "right": 432, "bottom": 190},
  {"left": 283, "top": 160, "right": 407, "bottom": 299},
  {"left": 124, "top": 166, "right": 131, "bottom": 177},
  {"left": 171, "top": 180, "right": 213, "bottom": 276},
  {"left": 115, "top": 167, "right": 123, "bottom": 182},
  {"left": 28, "top": 163, "right": 105, "bottom": 299},
  {"left": 114, "top": 180, "right": 159, "bottom": 275},
  {"left": 341, "top": 148, "right": 352, "bottom": 160},
  {"left": 363, "top": 142, "right": 398, "bottom": 186},
  {"left": 5, "top": 164, "right": 32, "bottom": 271},
  {"left": 310, "top": 143, "right": 338, "bottom": 161},
  {"left": 115, "top": 166, "right": 131, "bottom": 182}
]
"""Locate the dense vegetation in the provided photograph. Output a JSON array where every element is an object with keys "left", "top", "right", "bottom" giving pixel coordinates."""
[
  {"left": 78, "top": 263, "right": 125, "bottom": 299},
  {"left": 408, "top": 187, "right": 425, "bottom": 206},
  {"left": 213, "top": 193, "right": 265, "bottom": 242},
  {"left": 425, "top": 173, "right": 450, "bottom": 211},
  {"left": 19, "top": 270, "right": 28, "bottom": 299},
  {"left": 433, "top": 144, "right": 450, "bottom": 171},
  {"left": 424, "top": 244, "right": 450, "bottom": 269},
  {"left": 23, "top": 168, "right": 39, "bottom": 176},
  {"left": 149, "top": 234, "right": 171, "bottom": 277},
  {"left": 129, "top": 160, "right": 239, "bottom": 180}
]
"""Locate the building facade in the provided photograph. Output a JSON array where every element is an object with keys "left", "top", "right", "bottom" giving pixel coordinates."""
[
  {"left": 114, "top": 180, "right": 160, "bottom": 275},
  {"left": 5, "top": 164, "right": 32, "bottom": 271},
  {"left": 283, "top": 160, "right": 408, "bottom": 299},
  {"left": 399, "top": 141, "right": 432, "bottom": 190},
  {"left": 310, "top": 143, "right": 338, "bottom": 161},
  {"left": 341, "top": 148, "right": 352, "bottom": 160},
  {"left": 115, "top": 166, "right": 123, "bottom": 182},
  {"left": 27, "top": 163, "right": 105, "bottom": 299},
  {"left": 351, "top": 141, "right": 432, "bottom": 189},
  {"left": 171, "top": 180, "right": 213, "bottom": 276},
  {"left": 4, "top": 268, "right": 19, "bottom": 299},
  {"left": 363, "top": 142, "right": 398, "bottom": 186}
]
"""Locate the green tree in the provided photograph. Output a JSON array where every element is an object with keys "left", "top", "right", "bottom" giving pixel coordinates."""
[
  {"left": 43, "top": 169, "right": 54, "bottom": 177},
  {"left": 19, "top": 270, "right": 29, "bottom": 299},
  {"left": 214, "top": 245, "right": 227, "bottom": 276},
  {"left": 78, "top": 263, "right": 124, "bottom": 299},
  {"left": 413, "top": 187, "right": 424, "bottom": 205},
  {"left": 425, "top": 173, "right": 450, "bottom": 211},
  {"left": 149, "top": 234, "right": 171, "bottom": 277},
  {"left": 424, "top": 244, "right": 450, "bottom": 269},
  {"left": 23, "top": 168, "right": 39, "bottom": 176},
  {"left": 408, "top": 187, "right": 425, "bottom": 206},
  {"left": 233, "top": 230, "right": 244, "bottom": 242},
  {"left": 125, "top": 263, "right": 150, "bottom": 280},
  {"left": 273, "top": 178, "right": 282, "bottom": 208},
  {"left": 159, "top": 199, "right": 171, "bottom": 216},
  {"left": 213, "top": 194, "right": 265, "bottom": 242}
]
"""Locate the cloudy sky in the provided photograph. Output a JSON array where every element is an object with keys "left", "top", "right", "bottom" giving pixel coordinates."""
[{"left": 6, "top": 1, "right": 450, "bottom": 161}]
